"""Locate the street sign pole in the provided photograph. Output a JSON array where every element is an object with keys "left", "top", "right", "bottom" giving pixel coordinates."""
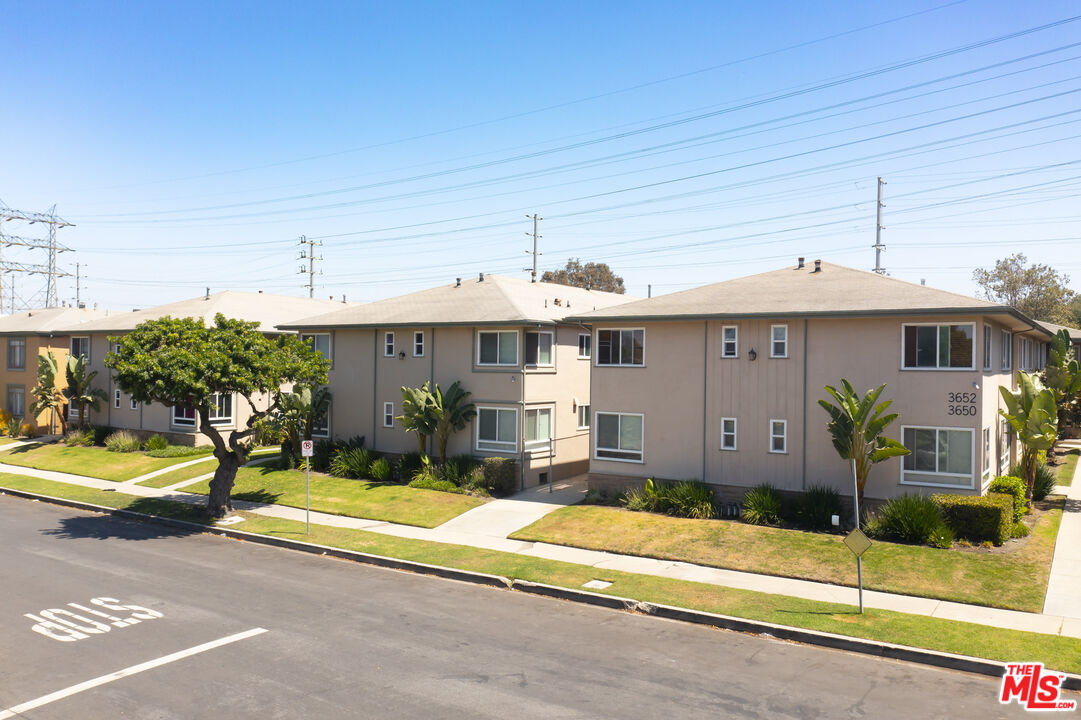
[
  {"left": 301, "top": 440, "right": 314, "bottom": 534},
  {"left": 851, "top": 458, "right": 863, "bottom": 613}
]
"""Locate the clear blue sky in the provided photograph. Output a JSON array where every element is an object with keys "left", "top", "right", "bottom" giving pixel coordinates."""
[{"left": 3, "top": 0, "right": 1079, "bottom": 309}]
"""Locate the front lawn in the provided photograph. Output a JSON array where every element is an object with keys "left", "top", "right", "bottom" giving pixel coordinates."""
[
  {"left": 183, "top": 466, "right": 485, "bottom": 528},
  {"left": 1054, "top": 448, "right": 1078, "bottom": 487},
  {"left": 509, "top": 502, "right": 1064, "bottom": 613},
  {"left": 137, "top": 457, "right": 219, "bottom": 488},
  {"left": 0, "top": 443, "right": 201, "bottom": 482},
  {"left": 2, "top": 474, "right": 1078, "bottom": 675}
]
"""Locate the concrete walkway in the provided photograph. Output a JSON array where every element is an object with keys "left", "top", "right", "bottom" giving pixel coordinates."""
[
  {"left": 1045, "top": 439, "right": 1081, "bottom": 617},
  {"left": 116, "top": 446, "right": 279, "bottom": 489},
  {"left": 2, "top": 461, "right": 1080, "bottom": 640}
]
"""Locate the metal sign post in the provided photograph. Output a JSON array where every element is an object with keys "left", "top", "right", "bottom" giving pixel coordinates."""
[
  {"left": 845, "top": 458, "right": 870, "bottom": 613},
  {"left": 301, "top": 440, "right": 314, "bottom": 534}
]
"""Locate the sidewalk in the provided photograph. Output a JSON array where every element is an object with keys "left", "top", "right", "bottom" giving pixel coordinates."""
[
  {"left": 1045, "top": 439, "right": 1081, "bottom": 616},
  {"left": 2, "top": 460, "right": 1080, "bottom": 640}
]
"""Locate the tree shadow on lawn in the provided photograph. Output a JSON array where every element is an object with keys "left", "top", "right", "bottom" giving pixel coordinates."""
[
  {"left": 231, "top": 489, "right": 283, "bottom": 505},
  {"left": 40, "top": 499, "right": 211, "bottom": 542},
  {"left": 4, "top": 443, "right": 47, "bottom": 456}
]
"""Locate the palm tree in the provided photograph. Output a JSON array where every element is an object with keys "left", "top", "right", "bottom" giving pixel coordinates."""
[
  {"left": 29, "top": 351, "right": 67, "bottom": 435},
  {"left": 430, "top": 381, "right": 476, "bottom": 464},
  {"left": 62, "top": 355, "right": 106, "bottom": 429},
  {"left": 819, "top": 379, "right": 910, "bottom": 526},
  {"left": 398, "top": 383, "right": 436, "bottom": 455},
  {"left": 1000, "top": 372, "right": 1058, "bottom": 499}
]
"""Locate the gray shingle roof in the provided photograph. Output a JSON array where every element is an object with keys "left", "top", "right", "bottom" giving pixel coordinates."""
[
  {"left": 0, "top": 307, "right": 112, "bottom": 335},
  {"left": 567, "top": 261, "right": 1034, "bottom": 323},
  {"left": 58, "top": 291, "right": 352, "bottom": 334},
  {"left": 279, "top": 274, "right": 634, "bottom": 329},
  {"left": 1041, "top": 321, "right": 1081, "bottom": 341}
]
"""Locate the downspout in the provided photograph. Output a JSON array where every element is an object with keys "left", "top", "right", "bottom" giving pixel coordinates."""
[
  {"left": 520, "top": 327, "right": 527, "bottom": 491},
  {"left": 428, "top": 327, "right": 434, "bottom": 457},
  {"left": 801, "top": 318, "right": 808, "bottom": 490},
  {"left": 372, "top": 328, "right": 378, "bottom": 449},
  {"left": 702, "top": 321, "right": 708, "bottom": 483}
]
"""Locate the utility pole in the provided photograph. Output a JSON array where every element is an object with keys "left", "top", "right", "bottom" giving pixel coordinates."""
[
  {"left": 0, "top": 201, "right": 74, "bottom": 309},
  {"left": 873, "top": 177, "right": 887, "bottom": 275},
  {"left": 297, "top": 235, "right": 322, "bottom": 298},
  {"left": 76, "top": 263, "right": 82, "bottom": 308},
  {"left": 523, "top": 214, "right": 542, "bottom": 283}
]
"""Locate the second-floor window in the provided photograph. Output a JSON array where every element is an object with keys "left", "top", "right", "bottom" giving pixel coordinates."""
[
  {"left": 384, "top": 332, "right": 395, "bottom": 357},
  {"left": 578, "top": 333, "right": 591, "bottom": 359},
  {"left": 596, "top": 329, "right": 644, "bottom": 366},
  {"left": 983, "top": 326, "right": 991, "bottom": 371},
  {"left": 413, "top": 331, "right": 425, "bottom": 357},
  {"left": 477, "top": 331, "right": 518, "bottom": 366},
  {"left": 476, "top": 406, "right": 518, "bottom": 451},
  {"left": 902, "top": 323, "right": 974, "bottom": 369},
  {"left": 525, "top": 331, "right": 553, "bottom": 366},
  {"left": 7, "top": 337, "right": 25, "bottom": 371},
  {"left": 70, "top": 336, "right": 90, "bottom": 362},
  {"left": 722, "top": 326, "right": 738, "bottom": 358},
  {"left": 1000, "top": 330, "right": 1012, "bottom": 371},
  {"left": 301, "top": 333, "right": 331, "bottom": 361},
  {"left": 770, "top": 325, "right": 788, "bottom": 358}
]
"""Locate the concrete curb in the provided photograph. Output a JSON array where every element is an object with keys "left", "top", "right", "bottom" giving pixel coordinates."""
[{"left": 5, "top": 485, "right": 1080, "bottom": 690}]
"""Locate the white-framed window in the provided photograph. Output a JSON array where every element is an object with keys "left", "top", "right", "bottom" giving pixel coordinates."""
[
  {"left": 983, "top": 426, "right": 991, "bottom": 479},
  {"left": 130, "top": 397, "right": 138, "bottom": 411},
  {"left": 983, "top": 326, "right": 992, "bottom": 371},
  {"left": 1001, "top": 330, "right": 1012, "bottom": 371},
  {"left": 998, "top": 417, "right": 1011, "bottom": 475},
  {"left": 770, "top": 325, "right": 788, "bottom": 359},
  {"left": 312, "top": 402, "right": 330, "bottom": 438},
  {"left": 578, "top": 333, "right": 591, "bottom": 359},
  {"left": 577, "top": 404, "right": 590, "bottom": 429},
  {"left": 525, "top": 331, "right": 554, "bottom": 367},
  {"left": 1019, "top": 337, "right": 1033, "bottom": 370},
  {"left": 413, "top": 331, "right": 424, "bottom": 357},
  {"left": 6, "top": 384, "right": 25, "bottom": 419},
  {"left": 721, "top": 326, "right": 738, "bottom": 358},
  {"left": 476, "top": 406, "right": 518, "bottom": 452},
  {"left": 721, "top": 417, "right": 737, "bottom": 450},
  {"left": 384, "top": 332, "right": 395, "bottom": 358},
  {"left": 7, "top": 337, "right": 26, "bottom": 371},
  {"left": 902, "top": 425, "right": 974, "bottom": 489},
  {"left": 113, "top": 389, "right": 121, "bottom": 409},
  {"left": 902, "top": 323, "right": 975, "bottom": 370},
  {"left": 596, "top": 329, "right": 644, "bottom": 366},
  {"left": 769, "top": 419, "right": 787, "bottom": 454},
  {"left": 173, "top": 393, "right": 232, "bottom": 427},
  {"left": 70, "top": 336, "right": 90, "bottom": 362},
  {"left": 524, "top": 407, "right": 552, "bottom": 451},
  {"left": 301, "top": 333, "right": 331, "bottom": 363},
  {"left": 477, "top": 330, "right": 518, "bottom": 366},
  {"left": 383, "top": 401, "right": 394, "bottom": 428},
  {"left": 595, "top": 411, "right": 644, "bottom": 462}
]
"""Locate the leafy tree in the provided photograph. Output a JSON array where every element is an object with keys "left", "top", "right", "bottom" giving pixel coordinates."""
[
  {"left": 274, "top": 383, "right": 332, "bottom": 462},
  {"left": 106, "top": 314, "right": 329, "bottom": 517},
  {"left": 398, "top": 383, "right": 436, "bottom": 455},
  {"left": 1042, "top": 328, "right": 1081, "bottom": 432},
  {"left": 999, "top": 372, "right": 1059, "bottom": 499},
  {"left": 972, "top": 253, "right": 1077, "bottom": 323},
  {"left": 63, "top": 354, "right": 106, "bottom": 429},
  {"left": 541, "top": 258, "right": 625, "bottom": 294},
  {"left": 1068, "top": 296, "right": 1081, "bottom": 328},
  {"left": 818, "top": 380, "right": 910, "bottom": 524},
  {"left": 429, "top": 381, "right": 476, "bottom": 464},
  {"left": 29, "top": 351, "right": 67, "bottom": 434}
]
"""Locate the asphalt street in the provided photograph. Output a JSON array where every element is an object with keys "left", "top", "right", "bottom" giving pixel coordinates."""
[{"left": 0, "top": 495, "right": 1043, "bottom": 719}]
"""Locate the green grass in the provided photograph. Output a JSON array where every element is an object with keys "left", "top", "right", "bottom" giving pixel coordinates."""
[
  {"left": 182, "top": 465, "right": 485, "bottom": 528},
  {"left": 1055, "top": 448, "right": 1079, "bottom": 487},
  {"left": 136, "top": 457, "right": 219, "bottom": 488},
  {"left": 0, "top": 443, "right": 203, "bottom": 482},
  {"left": 2, "top": 474, "right": 1079, "bottom": 675},
  {"left": 509, "top": 503, "right": 1064, "bottom": 613}
]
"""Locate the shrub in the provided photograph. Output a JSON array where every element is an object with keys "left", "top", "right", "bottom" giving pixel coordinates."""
[
  {"left": 1011, "top": 521, "right": 1031, "bottom": 539},
  {"left": 442, "top": 454, "right": 481, "bottom": 486},
  {"left": 145, "top": 434, "right": 169, "bottom": 452},
  {"left": 795, "top": 484, "right": 842, "bottom": 530},
  {"left": 583, "top": 488, "right": 623, "bottom": 506},
  {"left": 64, "top": 427, "right": 94, "bottom": 447},
  {"left": 408, "top": 477, "right": 462, "bottom": 493},
  {"left": 20, "top": 422, "right": 38, "bottom": 438},
  {"left": 1032, "top": 463, "right": 1058, "bottom": 501},
  {"left": 147, "top": 444, "right": 213, "bottom": 458},
  {"left": 932, "top": 492, "right": 1013, "bottom": 546},
  {"left": 662, "top": 480, "right": 717, "bottom": 519},
  {"left": 368, "top": 457, "right": 391, "bottom": 482},
  {"left": 92, "top": 425, "right": 114, "bottom": 446},
  {"left": 395, "top": 451, "right": 424, "bottom": 483},
  {"left": 742, "top": 484, "right": 783, "bottom": 526},
  {"left": 870, "top": 494, "right": 949, "bottom": 546},
  {"left": 927, "top": 523, "right": 955, "bottom": 549},
  {"left": 104, "top": 430, "right": 141, "bottom": 453},
  {"left": 311, "top": 439, "right": 337, "bottom": 473},
  {"left": 482, "top": 457, "right": 518, "bottom": 496},
  {"left": 6, "top": 416, "right": 22, "bottom": 437},
  {"left": 330, "top": 447, "right": 372, "bottom": 479},
  {"left": 989, "top": 476, "right": 1027, "bottom": 522}
]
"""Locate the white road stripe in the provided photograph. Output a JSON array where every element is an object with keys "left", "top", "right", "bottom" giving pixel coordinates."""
[{"left": 0, "top": 627, "right": 267, "bottom": 718}]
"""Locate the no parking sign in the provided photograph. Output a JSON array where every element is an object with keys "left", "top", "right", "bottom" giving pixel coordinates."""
[{"left": 301, "top": 440, "right": 313, "bottom": 457}]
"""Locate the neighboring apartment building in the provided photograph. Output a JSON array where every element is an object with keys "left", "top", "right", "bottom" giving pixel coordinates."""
[
  {"left": 279, "top": 274, "right": 634, "bottom": 488},
  {"left": 0, "top": 307, "right": 111, "bottom": 433},
  {"left": 568, "top": 260, "right": 1053, "bottom": 503},
  {"left": 57, "top": 291, "right": 349, "bottom": 444}
]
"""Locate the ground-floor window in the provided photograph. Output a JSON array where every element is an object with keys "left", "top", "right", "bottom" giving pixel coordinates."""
[
  {"left": 721, "top": 417, "right": 737, "bottom": 450},
  {"left": 524, "top": 407, "right": 552, "bottom": 450},
  {"left": 6, "top": 384, "right": 24, "bottom": 419},
  {"left": 313, "top": 402, "right": 330, "bottom": 438},
  {"left": 383, "top": 402, "right": 394, "bottom": 428},
  {"left": 476, "top": 406, "right": 518, "bottom": 452},
  {"left": 902, "top": 425, "right": 974, "bottom": 488},
  {"left": 595, "top": 412, "right": 643, "bottom": 462},
  {"left": 577, "top": 404, "right": 590, "bottom": 430},
  {"left": 982, "top": 427, "right": 991, "bottom": 480},
  {"left": 173, "top": 393, "right": 232, "bottom": 427},
  {"left": 998, "top": 418, "right": 1011, "bottom": 475},
  {"left": 769, "top": 419, "right": 787, "bottom": 454}
]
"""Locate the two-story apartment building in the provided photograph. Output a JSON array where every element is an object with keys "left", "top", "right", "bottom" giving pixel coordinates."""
[
  {"left": 0, "top": 307, "right": 111, "bottom": 433},
  {"left": 569, "top": 260, "right": 1052, "bottom": 503},
  {"left": 57, "top": 291, "right": 349, "bottom": 444},
  {"left": 279, "top": 273, "right": 633, "bottom": 488}
]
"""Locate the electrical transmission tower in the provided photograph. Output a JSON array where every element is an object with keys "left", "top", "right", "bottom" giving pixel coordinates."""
[
  {"left": 523, "top": 213, "right": 542, "bottom": 283},
  {"left": 297, "top": 235, "right": 323, "bottom": 298},
  {"left": 0, "top": 200, "right": 74, "bottom": 312},
  {"left": 872, "top": 177, "right": 887, "bottom": 275}
]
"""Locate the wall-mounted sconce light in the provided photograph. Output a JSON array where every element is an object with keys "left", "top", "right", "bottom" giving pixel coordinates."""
[
  {"left": 398, "top": 351, "right": 406, "bottom": 360},
  {"left": 748, "top": 348, "right": 757, "bottom": 361}
]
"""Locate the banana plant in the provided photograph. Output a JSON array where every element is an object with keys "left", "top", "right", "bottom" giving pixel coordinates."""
[
  {"left": 1000, "top": 372, "right": 1059, "bottom": 499},
  {"left": 398, "top": 383, "right": 436, "bottom": 456},
  {"left": 819, "top": 379, "right": 910, "bottom": 524},
  {"left": 1042, "top": 328, "right": 1081, "bottom": 434}
]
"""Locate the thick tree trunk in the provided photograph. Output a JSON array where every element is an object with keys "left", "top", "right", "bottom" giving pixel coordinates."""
[{"left": 207, "top": 449, "right": 242, "bottom": 517}]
